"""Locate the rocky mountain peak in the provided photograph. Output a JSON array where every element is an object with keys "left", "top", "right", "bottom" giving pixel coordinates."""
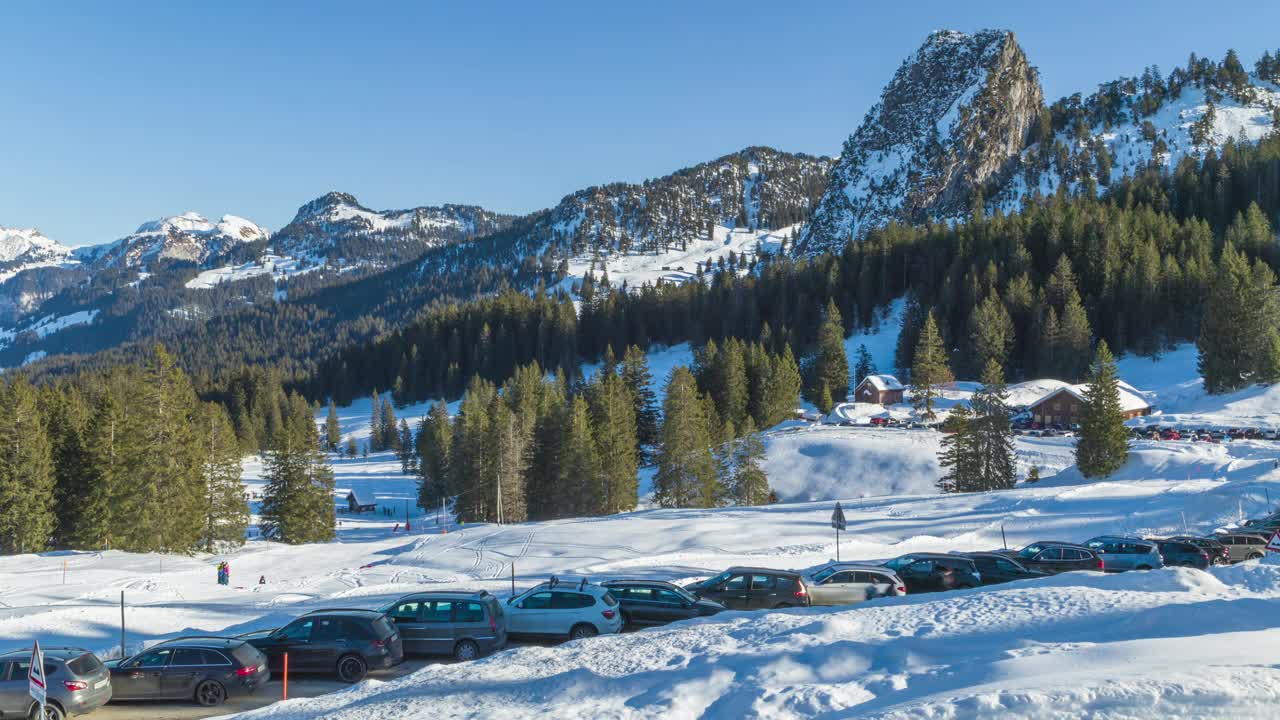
[{"left": 797, "top": 29, "right": 1043, "bottom": 253}]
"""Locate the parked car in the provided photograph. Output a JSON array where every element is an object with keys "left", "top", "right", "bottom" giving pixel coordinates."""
[
  {"left": 243, "top": 609, "right": 403, "bottom": 683},
  {"left": 379, "top": 591, "right": 506, "bottom": 661},
  {"left": 1082, "top": 536, "right": 1164, "bottom": 572},
  {"left": 958, "top": 552, "right": 1049, "bottom": 585},
  {"left": 601, "top": 580, "right": 726, "bottom": 628},
  {"left": 1164, "top": 536, "right": 1230, "bottom": 566},
  {"left": 1216, "top": 532, "right": 1270, "bottom": 563},
  {"left": 107, "top": 637, "right": 268, "bottom": 707},
  {"left": 1148, "top": 539, "right": 1211, "bottom": 569},
  {"left": 1003, "top": 541, "right": 1104, "bottom": 574},
  {"left": 0, "top": 646, "right": 111, "bottom": 720},
  {"left": 505, "top": 577, "right": 623, "bottom": 641},
  {"left": 801, "top": 564, "right": 906, "bottom": 605},
  {"left": 684, "top": 567, "right": 810, "bottom": 610},
  {"left": 880, "top": 554, "right": 981, "bottom": 593}
]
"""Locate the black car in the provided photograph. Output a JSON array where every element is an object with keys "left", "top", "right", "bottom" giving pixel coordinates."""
[
  {"left": 1150, "top": 539, "right": 1211, "bottom": 569},
  {"left": 684, "top": 567, "right": 810, "bottom": 610},
  {"left": 880, "top": 553, "right": 981, "bottom": 593},
  {"left": 1005, "top": 541, "right": 1104, "bottom": 574},
  {"left": 959, "top": 552, "right": 1049, "bottom": 585},
  {"left": 379, "top": 590, "right": 506, "bottom": 661},
  {"left": 602, "top": 580, "right": 727, "bottom": 628},
  {"left": 244, "top": 609, "right": 403, "bottom": 683},
  {"left": 107, "top": 637, "right": 269, "bottom": 707},
  {"left": 1165, "top": 536, "right": 1230, "bottom": 566}
]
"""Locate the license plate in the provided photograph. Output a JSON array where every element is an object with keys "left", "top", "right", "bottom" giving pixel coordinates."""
[{"left": 94, "top": 678, "right": 109, "bottom": 690}]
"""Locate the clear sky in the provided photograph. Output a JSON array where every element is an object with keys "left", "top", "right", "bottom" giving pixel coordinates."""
[{"left": 4, "top": 0, "right": 1280, "bottom": 246}]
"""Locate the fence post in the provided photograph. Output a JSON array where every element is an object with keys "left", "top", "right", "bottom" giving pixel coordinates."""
[
  {"left": 283, "top": 652, "right": 289, "bottom": 700},
  {"left": 120, "top": 591, "right": 126, "bottom": 659}
]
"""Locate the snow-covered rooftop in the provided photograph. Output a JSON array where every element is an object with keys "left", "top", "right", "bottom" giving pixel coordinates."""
[
  {"left": 859, "top": 374, "right": 905, "bottom": 392},
  {"left": 1030, "top": 383, "right": 1151, "bottom": 413}
]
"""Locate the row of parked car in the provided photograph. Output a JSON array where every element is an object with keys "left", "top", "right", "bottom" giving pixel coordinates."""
[{"left": 8, "top": 521, "right": 1275, "bottom": 719}]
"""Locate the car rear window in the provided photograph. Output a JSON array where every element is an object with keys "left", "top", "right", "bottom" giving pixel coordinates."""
[
  {"left": 455, "top": 602, "right": 485, "bottom": 623},
  {"left": 372, "top": 616, "right": 397, "bottom": 638},
  {"left": 67, "top": 653, "right": 103, "bottom": 675},
  {"left": 601, "top": 591, "right": 618, "bottom": 607},
  {"left": 231, "top": 644, "right": 263, "bottom": 667}
]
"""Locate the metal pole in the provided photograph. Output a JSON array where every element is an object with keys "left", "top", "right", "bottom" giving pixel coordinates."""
[
  {"left": 835, "top": 526, "right": 840, "bottom": 562},
  {"left": 405, "top": 499, "right": 411, "bottom": 533},
  {"left": 1001, "top": 525, "right": 1007, "bottom": 550},
  {"left": 120, "top": 592, "right": 126, "bottom": 659},
  {"left": 510, "top": 562, "right": 515, "bottom": 596}
]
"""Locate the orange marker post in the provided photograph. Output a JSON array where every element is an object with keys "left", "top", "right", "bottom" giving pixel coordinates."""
[{"left": 282, "top": 652, "right": 288, "bottom": 700}]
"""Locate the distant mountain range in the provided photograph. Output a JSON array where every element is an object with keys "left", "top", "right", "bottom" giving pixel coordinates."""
[{"left": 8, "top": 28, "right": 1280, "bottom": 373}]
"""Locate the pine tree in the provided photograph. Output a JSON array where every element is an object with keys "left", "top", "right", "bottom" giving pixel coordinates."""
[
  {"left": 259, "top": 393, "right": 335, "bottom": 544},
  {"left": 397, "top": 419, "right": 414, "bottom": 473},
  {"left": 450, "top": 377, "right": 495, "bottom": 522},
  {"left": 77, "top": 393, "right": 119, "bottom": 549},
  {"left": 589, "top": 371, "right": 639, "bottom": 514},
  {"left": 345, "top": 436, "right": 357, "bottom": 457},
  {"left": 654, "top": 368, "right": 720, "bottom": 508},
  {"left": 621, "top": 346, "right": 659, "bottom": 456},
  {"left": 0, "top": 379, "right": 55, "bottom": 554},
  {"left": 1058, "top": 289, "right": 1093, "bottom": 381},
  {"left": 731, "top": 418, "right": 770, "bottom": 505},
  {"left": 936, "top": 406, "right": 975, "bottom": 494},
  {"left": 1076, "top": 341, "right": 1130, "bottom": 478},
  {"left": 325, "top": 401, "right": 341, "bottom": 450},
  {"left": 196, "top": 402, "right": 248, "bottom": 551},
  {"left": 369, "top": 390, "right": 383, "bottom": 452},
  {"left": 853, "top": 344, "right": 877, "bottom": 387},
  {"left": 760, "top": 345, "right": 802, "bottom": 428},
  {"left": 45, "top": 386, "right": 96, "bottom": 549},
  {"left": 416, "top": 401, "right": 452, "bottom": 511},
  {"left": 965, "top": 360, "right": 1017, "bottom": 491},
  {"left": 1198, "top": 242, "right": 1280, "bottom": 393},
  {"left": 527, "top": 375, "right": 567, "bottom": 520},
  {"left": 809, "top": 300, "right": 849, "bottom": 411},
  {"left": 380, "top": 397, "right": 399, "bottom": 452},
  {"left": 910, "top": 311, "right": 953, "bottom": 421},
  {"left": 970, "top": 293, "right": 1015, "bottom": 375},
  {"left": 489, "top": 396, "right": 528, "bottom": 522},
  {"left": 562, "top": 394, "right": 602, "bottom": 516}
]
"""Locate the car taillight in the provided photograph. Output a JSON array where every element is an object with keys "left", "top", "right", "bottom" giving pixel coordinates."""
[
  {"left": 489, "top": 616, "right": 497, "bottom": 632},
  {"left": 235, "top": 665, "right": 259, "bottom": 677},
  {"left": 1096, "top": 559, "right": 1105, "bottom": 571},
  {"left": 602, "top": 609, "right": 616, "bottom": 619},
  {"left": 793, "top": 584, "right": 808, "bottom": 598},
  {"left": 64, "top": 680, "right": 88, "bottom": 691},
  {"left": 896, "top": 586, "right": 907, "bottom": 594},
  {"left": 371, "top": 638, "right": 387, "bottom": 647},
  {"left": 1201, "top": 552, "right": 1209, "bottom": 561}
]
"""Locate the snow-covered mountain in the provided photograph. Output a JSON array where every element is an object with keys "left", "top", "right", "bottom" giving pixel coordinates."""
[
  {"left": 272, "top": 191, "right": 516, "bottom": 268},
  {"left": 0, "top": 226, "right": 76, "bottom": 282},
  {"left": 74, "top": 211, "right": 269, "bottom": 270},
  {"left": 799, "top": 29, "right": 1042, "bottom": 254}
]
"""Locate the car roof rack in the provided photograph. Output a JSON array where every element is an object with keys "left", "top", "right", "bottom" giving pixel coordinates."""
[
  {"left": 302, "top": 607, "right": 381, "bottom": 616},
  {"left": 151, "top": 635, "right": 240, "bottom": 646}
]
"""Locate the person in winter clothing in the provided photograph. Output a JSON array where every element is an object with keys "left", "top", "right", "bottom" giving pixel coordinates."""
[{"left": 259, "top": 575, "right": 266, "bottom": 585}]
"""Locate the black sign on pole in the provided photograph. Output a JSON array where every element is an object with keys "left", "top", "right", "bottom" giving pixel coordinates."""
[{"left": 831, "top": 502, "right": 847, "bottom": 561}]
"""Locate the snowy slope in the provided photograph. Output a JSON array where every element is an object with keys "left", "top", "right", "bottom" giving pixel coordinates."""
[{"left": 0, "top": 226, "right": 77, "bottom": 282}]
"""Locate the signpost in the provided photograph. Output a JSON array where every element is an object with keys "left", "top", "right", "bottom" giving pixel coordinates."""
[
  {"left": 29, "top": 639, "right": 46, "bottom": 714},
  {"left": 1267, "top": 530, "right": 1280, "bottom": 554},
  {"left": 831, "top": 502, "right": 847, "bottom": 562}
]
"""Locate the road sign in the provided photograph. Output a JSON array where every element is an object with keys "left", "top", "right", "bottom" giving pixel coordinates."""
[
  {"left": 1267, "top": 531, "right": 1280, "bottom": 553},
  {"left": 29, "top": 639, "right": 46, "bottom": 708},
  {"left": 831, "top": 502, "right": 847, "bottom": 531}
]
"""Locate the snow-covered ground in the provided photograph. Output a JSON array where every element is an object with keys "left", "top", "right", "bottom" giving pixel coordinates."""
[
  {"left": 557, "top": 223, "right": 794, "bottom": 297},
  {"left": 185, "top": 254, "right": 319, "bottom": 290}
]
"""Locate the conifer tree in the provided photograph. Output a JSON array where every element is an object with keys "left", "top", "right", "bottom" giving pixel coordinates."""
[
  {"left": 345, "top": 436, "right": 357, "bottom": 457},
  {"left": 1076, "top": 341, "right": 1130, "bottom": 478},
  {"left": 1198, "top": 242, "right": 1280, "bottom": 393},
  {"left": 654, "top": 368, "right": 720, "bottom": 508},
  {"left": 45, "top": 386, "right": 96, "bottom": 549},
  {"left": 527, "top": 375, "right": 567, "bottom": 520},
  {"left": 562, "top": 394, "right": 602, "bottom": 516},
  {"left": 489, "top": 396, "right": 527, "bottom": 522},
  {"left": 809, "top": 300, "right": 849, "bottom": 411},
  {"left": 0, "top": 379, "right": 55, "bottom": 554},
  {"left": 760, "top": 345, "right": 802, "bottom": 428},
  {"left": 325, "top": 401, "right": 341, "bottom": 450},
  {"left": 965, "top": 360, "right": 1017, "bottom": 491},
  {"left": 1058, "top": 289, "right": 1093, "bottom": 381},
  {"left": 380, "top": 397, "right": 399, "bottom": 452},
  {"left": 77, "top": 393, "right": 119, "bottom": 549},
  {"left": 853, "top": 344, "right": 877, "bottom": 387},
  {"left": 196, "top": 402, "right": 248, "bottom": 551},
  {"left": 731, "top": 418, "right": 770, "bottom": 505},
  {"left": 589, "top": 371, "right": 638, "bottom": 514},
  {"left": 369, "top": 390, "right": 383, "bottom": 451},
  {"left": 936, "top": 404, "right": 975, "bottom": 494},
  {"left": 621, "top": 346, "right": 659, "bottom": 455},
  {"left": 910, "top": 311, "right": 953, "bottom": 421},
  {"left": 259, "top": 393, "right": 335, "bottom": 544},
  {"left": 398, "top": 419, "right": 414, "bottom": 473},
  {"left": 416, "top": 401, "right": 452, "bottom": 511},
  {"left": 450, "top": 377, "right": 495, "bottom": 522},
  {"left": 970, "top": 293, "right": 1015, "bottom": 375}
]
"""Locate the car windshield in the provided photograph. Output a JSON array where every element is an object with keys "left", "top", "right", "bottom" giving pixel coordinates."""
[
  {"left": 811, "top": 566, "right": 838, "bottom": 583},
  {"left": 701, "top": 571, "right": 733, "bottom": 587},
  {"left": 1017, "top": 544, "right": 1044, "bottom": 559},
  {"left": 882, "top": 556, "right": 916, "bottom": 570}
]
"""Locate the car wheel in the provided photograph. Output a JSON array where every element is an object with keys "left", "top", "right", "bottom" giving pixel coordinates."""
[
  {"left": 34, "top": 703, "right": 65, "bottom": 720},
  {"left": 337, "top": 654, "right": 368, "bottom": 683},
  {"left": 453, "top": 639, "right": 480, "bottom": 662},
  {"left": 195, "top": 679, "right": 227, "bottom": 707},
  {"left": 1248, "top": 552, "right": 1264, "bottom": 561},
  {"left": 569, "top": 623, "right": 598, "bottom": 641}
]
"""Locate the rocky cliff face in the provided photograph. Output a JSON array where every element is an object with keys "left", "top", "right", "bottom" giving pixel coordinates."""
[{"left": 798, "top": 29, "right": 1043, "bottom": 254}]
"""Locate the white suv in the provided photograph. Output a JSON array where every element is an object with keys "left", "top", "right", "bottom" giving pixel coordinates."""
[{"left": 505, "top": 576, "right": 623, "bottom": 641}]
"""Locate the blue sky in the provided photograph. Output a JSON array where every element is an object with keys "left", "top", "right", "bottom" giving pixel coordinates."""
[{"left": 4, "top": 1, "right": 1280, "bottom": 246}]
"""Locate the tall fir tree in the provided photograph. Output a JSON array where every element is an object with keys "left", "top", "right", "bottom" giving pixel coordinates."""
[
  {"left": 1198, "top": 242, "right": 1280, "bottom": 393},
  {"left": 196, "top": 402, "right": 249, "bottom": 551},
  {"left": 731, "top": 418, "right": 771, "bottom": 505},
  {"left": 910, "top": 311, "right": 953, "bottom": 421},
  {"left": 654, "top": 367, "right": 720, "bottom": 508},
  {"left": 325, "top": 400, "right": 341, "bottom": 450},
  {"left": 809, "top": 300, "right": 849, "bottom": 412},
  {"left": 369, "top": 389, "right": 383, "bottom": 452},
  {"left": 621, "top": 345, "right": 659, "bottom": 457},
  {"left": 259, "top": 393, "right": 335, "bottom": 544},
  {"left": 44, "top": 386, "right": 96, "bottom": 549},
  {"left": 963, "top": 360, "right": 1017, "bottom": 491},
  {"left": 760, "top": 345, "right": 802, "bottom": 428},
  {"left": 1075, "top": 341, "right": 1130, "bottom": 478},
  {"left": 416, "top": 401, "right": 452, "bottom": 512},
  {"left": 853, "top": 344, "right": 877, "bottom": 387},
  {"left": 589, "top": 371, "right": 639, "bottom": 515},
  {"left": 0, "top": 379, "right": 55, "bottom": 554}
]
